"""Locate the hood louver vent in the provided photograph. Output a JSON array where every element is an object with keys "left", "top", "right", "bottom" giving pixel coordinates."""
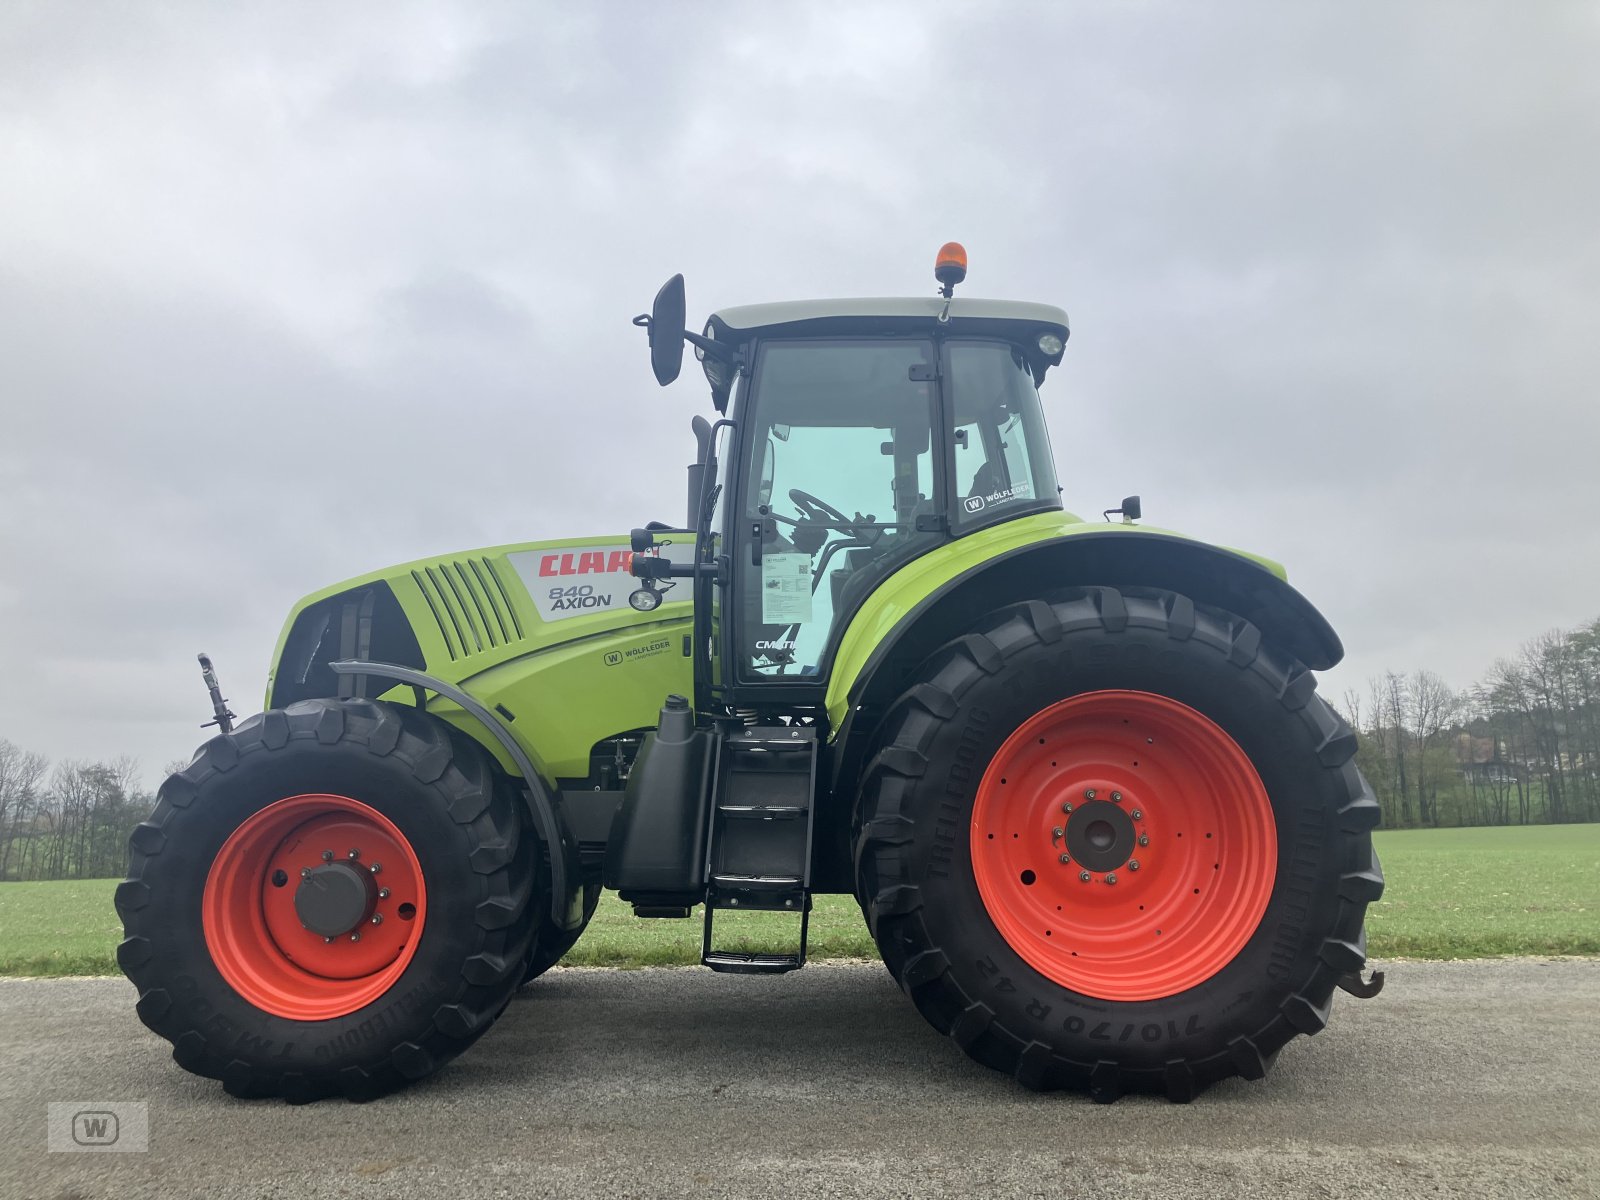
[{"left": 411, "top": 558, "right": 524, "bottom": 661}]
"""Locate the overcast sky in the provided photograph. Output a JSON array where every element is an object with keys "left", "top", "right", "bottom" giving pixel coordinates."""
[{"left": 3, "top": 1, "right": 1598, "bottom": 783}]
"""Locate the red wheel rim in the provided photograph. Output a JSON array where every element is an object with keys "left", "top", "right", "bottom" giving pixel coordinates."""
[
  {"left": 202, "top": 794, "right": 427, "bottom": 1020},
  {"left": 969, "top": 690, "right": 1276, "bottom": 1001}
]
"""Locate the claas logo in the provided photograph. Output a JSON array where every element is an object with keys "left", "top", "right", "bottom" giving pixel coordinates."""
[{"left": 538, "top": 550, "right": 635, "bottom": 577}]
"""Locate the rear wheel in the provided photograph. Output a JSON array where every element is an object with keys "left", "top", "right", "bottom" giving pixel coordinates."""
[
  {"left": 116, "top": 698, "right": 538, "bottom": 1102},
  {"left": 854, "top": 589, "right": 1384, "bottom": 1102}
]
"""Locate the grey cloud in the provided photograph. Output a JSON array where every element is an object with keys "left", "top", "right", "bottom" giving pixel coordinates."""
[{"left": 2, "top": 0, "right": 1597, "bottom": 778}]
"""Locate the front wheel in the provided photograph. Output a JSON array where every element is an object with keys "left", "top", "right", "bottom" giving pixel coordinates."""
[
  {"left": 854, "top": 589, "right": 1384, "bottom": 1102},
  {"left": 520, "top": 878, "right": 602, "bottom": 985},
  {"left": 116, "top": 699, "right": 539, "bottom": 1102}
]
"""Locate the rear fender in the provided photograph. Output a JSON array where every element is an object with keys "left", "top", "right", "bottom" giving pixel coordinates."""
[{"left": 823, "top": 529, "right": 1343, "bottom": 806}]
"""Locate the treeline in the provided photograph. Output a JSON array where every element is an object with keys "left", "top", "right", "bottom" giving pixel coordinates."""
[
  {"left": 1341, "top": 615, "right": 1600, "bottom": 828},
  {"left": 0, "top": 742, "right": 154, "bottom": 882}
]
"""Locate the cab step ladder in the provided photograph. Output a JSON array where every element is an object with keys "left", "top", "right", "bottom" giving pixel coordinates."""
[{"left": 701, "top": 725, "right": 817, "bottom": 974}]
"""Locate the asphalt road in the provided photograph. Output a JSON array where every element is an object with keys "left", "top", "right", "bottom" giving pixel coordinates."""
[{"left": 1, "top": 960, "right": 1597, "bottom": 1200}]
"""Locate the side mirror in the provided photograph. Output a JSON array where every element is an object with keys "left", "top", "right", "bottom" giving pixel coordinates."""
[
  {"left": 1102, "top": 494, "right": 1142, "bottom": 524},
  {"left": 644, "top": 274, "right": 686, "bottom": 386}
]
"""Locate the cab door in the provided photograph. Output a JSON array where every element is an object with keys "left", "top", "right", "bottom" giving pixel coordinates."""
[{"left": 724, "top": 337, "right": 946, "bottom": 700}]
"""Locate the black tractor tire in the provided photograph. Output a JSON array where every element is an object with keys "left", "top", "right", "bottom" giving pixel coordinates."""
[
  {"left": 520, "top": 877, "right": 602, "bottom": 985},
  {"left": 116, "top": 698, "right": 539, "bottom": 1103},
  {"left": 853, "top": 588, "right": 1384, "bottom": 1103}
]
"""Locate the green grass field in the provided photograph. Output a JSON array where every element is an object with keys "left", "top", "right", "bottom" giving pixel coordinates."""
[
  {"left": 1361, "top": 824, "right": 1598, "bottom": 958},
  {"left": 1, "top": 825, "right": 1594, "bottom": 976}
]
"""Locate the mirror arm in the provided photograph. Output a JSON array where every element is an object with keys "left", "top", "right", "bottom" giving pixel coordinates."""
[{"left": 683, "top": 329, "right": 737, "bottom": 364}]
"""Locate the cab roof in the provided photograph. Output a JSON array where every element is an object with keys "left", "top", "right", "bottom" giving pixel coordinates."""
[
  {"left": 697, "top": 295, "right": 1071, "bottom": 406},
  {"left": 707, "top": 295, "right": 1069, "bottom": 339}
]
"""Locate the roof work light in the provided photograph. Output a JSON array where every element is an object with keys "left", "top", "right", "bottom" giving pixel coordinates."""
[{"left": 934, "top": 242, "right": 968, "bottom": 297}]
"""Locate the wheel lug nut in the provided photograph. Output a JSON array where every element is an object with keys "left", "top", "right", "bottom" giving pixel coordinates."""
[
  {"left": 348, "top": 849, "right": 361, "bottom": 860},
  {"left": 300, "top": 868, "right": 312, "bottom": 880},
  {"left": 1084, "top": 789, "right": 1097, "bottom": 800},
  {"left": 350, "top": 932, "right": 361, "bottom": 942},
  {"left": 370, "top": 914, "right": 383, "bottom": 926},
  {"left": 1052, "top": 826, "right": 1064, "bottom": 839},
  {"left": 1138, "top": 834, "right": 1150, "bottom": 846},
  {"left": 369, "top": 862, "right": 382, "bottom": 875},
  {"left": 1105, "top": 873, "right": 1118, "bottom": 885},
  {"left": 1111, "top": 791, "right": 1122, "bottom": 802},
  {"left": 1131, "top": 809, "right": 1143, "bottom": 821},
  {"left": 378, "top": 888, "right": 391, "bottom": 899},
  {"left": 323, "top": 936, "right": 332, "bottom": 944},
  {"left": 1129, "top": 860, "right": 1141, "bottom": 871},
  {"left": 1059, "top": 854, "right": 1071, "bottom": 865},
  {"left": 1062, "top": 803, "right": 1073, "bottom": 814},
  {"left": 1079, "top": 871, "right": 1091, "bottom": 883},
  {"left": 321, "top": 850, "right": 334, "bottom": 862}
]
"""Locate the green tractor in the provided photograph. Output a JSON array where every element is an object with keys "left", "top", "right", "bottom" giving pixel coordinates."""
[{"left": 117, "top": 245, "right": 1384, "bottom": 1104}]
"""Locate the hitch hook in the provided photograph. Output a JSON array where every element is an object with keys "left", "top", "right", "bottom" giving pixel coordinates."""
[{"left": 1336, "top": 968, "right": 1386, "bottom": 1000}]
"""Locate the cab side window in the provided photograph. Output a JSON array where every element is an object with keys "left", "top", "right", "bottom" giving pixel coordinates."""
[{"left": 947, "top": 341, "right": 1059, "bottom": 527}]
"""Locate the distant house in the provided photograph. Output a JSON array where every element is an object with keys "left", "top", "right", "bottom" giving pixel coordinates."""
[{"left": 1455, "top": 732, "right": 1520, "bottom": 785}]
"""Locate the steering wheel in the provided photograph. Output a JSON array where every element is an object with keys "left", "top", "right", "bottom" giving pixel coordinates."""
[{"left": 788, "top": 488, "right": 867, "bottom": 540}]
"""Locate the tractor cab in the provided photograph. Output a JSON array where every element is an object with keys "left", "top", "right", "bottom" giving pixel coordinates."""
[{"left": 631, "top": 246, "right": 1071, "bottom": 712}]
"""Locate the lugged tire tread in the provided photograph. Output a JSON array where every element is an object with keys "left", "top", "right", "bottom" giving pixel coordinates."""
[
  {"left": 115, "top": 697, "right": 538, "bottom": 1104},
  {"left": 852, "top": 587, "right": 1384, "bottom": 1102},
  {"left": 518, "top": 878, "right": 599, "bottom": 987}
]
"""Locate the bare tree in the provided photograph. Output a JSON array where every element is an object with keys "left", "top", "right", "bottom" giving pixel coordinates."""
[
  {"left": 1407, "top": 669, "right": 1458, "bottom": 826},
  {"left": 0, "top": 740, "right": 50, "bottom": 880},
  {"left": 1339, "top": 688, "right": 1363, "bottom": 734},
  {"left": 1381, "top": 672, "right": 1413, "bottom": 825},
  {"left": 1569, "top": 618, "right": 1600, "bottom": 822}
]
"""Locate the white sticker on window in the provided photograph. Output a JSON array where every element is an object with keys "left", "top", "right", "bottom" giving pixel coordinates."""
[
  {"left": 761, "top": 553, "right": 814, "bottom": 624},
  {"left": 969, "top": 481, "right": 1032, "bottom": 512}
]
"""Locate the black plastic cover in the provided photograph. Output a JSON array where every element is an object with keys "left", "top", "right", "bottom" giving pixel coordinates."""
[{"left": 602, "top": 713, "right": 714, "bottom": 902}]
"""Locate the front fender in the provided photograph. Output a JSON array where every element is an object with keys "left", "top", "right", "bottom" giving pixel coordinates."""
[{"left": 329, "top": 659, "right": 585, "bottom": 932}]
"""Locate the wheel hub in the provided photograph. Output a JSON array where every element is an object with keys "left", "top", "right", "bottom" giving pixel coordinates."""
[
  {"left": 294, "top": 862, "right": 377, "bottom": 937},
  {"left": 1063, "top": 798, "right": 1136, "bottom": 874}
]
